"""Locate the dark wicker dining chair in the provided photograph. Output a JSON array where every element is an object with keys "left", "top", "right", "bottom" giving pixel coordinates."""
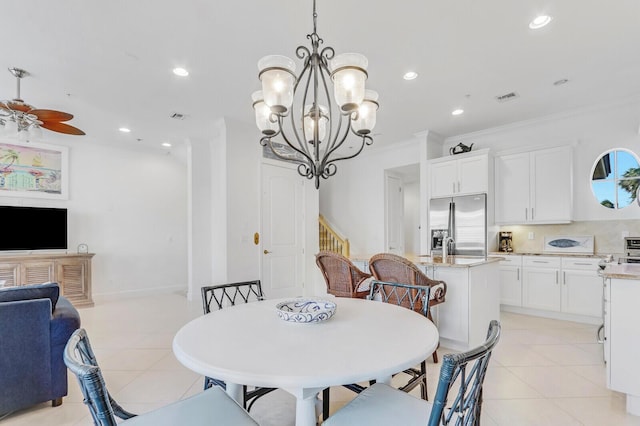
[
  {"left": 201, "top": 280, "right": 276, "bottom": 412},
  {"left": 64, "top": 328, "right": 258, "bottom": 426},
  {"left": 369, "top": 280, "right": 432, "bottom": 401},
  {"left": 369, "top": 253, "right": 447, "bottom": 363},
  {"left": 315, "top": 251, "right": 373, "bottom": 419},
  {"left": 315, "top": 251, "right": 372, "bottom": 299},
  {"left": 324, "top": 320, "right": 502, "bottom": 426}
]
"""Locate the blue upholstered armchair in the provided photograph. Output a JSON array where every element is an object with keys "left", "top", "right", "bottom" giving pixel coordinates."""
[{"left": 0, "top": 283, "right": 81, "bottom": 416}]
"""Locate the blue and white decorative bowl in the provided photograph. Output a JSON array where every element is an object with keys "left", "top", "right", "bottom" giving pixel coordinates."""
[{"left": 276, "top": 298, "right": 337, "bottom": 323}]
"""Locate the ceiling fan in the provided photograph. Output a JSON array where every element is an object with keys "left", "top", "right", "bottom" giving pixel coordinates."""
[{"left": 0, "top": 67, "right": 85, "bottom": 136}]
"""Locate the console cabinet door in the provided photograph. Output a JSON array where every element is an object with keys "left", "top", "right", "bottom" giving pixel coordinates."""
[
  {"left": 56, "top": 258, "right": 92, "bottom": 306},
  {"left": 0, "top": 263, "right": 20, "bottom": 287},
  {"left": 21, "top": 261, "right": 55, "bottom": 285}
]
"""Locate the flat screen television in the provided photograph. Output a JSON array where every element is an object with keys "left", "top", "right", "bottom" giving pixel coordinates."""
[{"left": 0, "top": 206, "right": 68, "bottom": 251}]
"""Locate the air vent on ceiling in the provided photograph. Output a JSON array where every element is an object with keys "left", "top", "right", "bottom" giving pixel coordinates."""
[
  {"left": 495, "top": 92, "right": 519, "bottom": 103},
  {"left": 170, "top": 112, "right": 187, "bottom": 120}
]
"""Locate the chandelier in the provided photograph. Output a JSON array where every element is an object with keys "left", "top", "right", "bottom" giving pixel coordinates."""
[
  {"left": 0, "top": 67, "right": 85, "bottom": 139},
  {"left": 252, "top": 0, "right": 378, "bottom": 189}
]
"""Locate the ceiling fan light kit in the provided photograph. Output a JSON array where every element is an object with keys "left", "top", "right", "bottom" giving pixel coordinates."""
[
  {"left": 0, "top": 67, "right": 85, "bottom": 139},
  {"left": 252, "top": 0, "right": 378, "bottom": 189}
]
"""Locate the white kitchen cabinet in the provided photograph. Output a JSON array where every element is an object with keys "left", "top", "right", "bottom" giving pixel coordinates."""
[
  {"left": 522, "top": 256, "right": 561, "bottom": 312},
  {"left": 607, "top": 277, "right": 640, "bottom": 415},
  {"left": 495, "top": 146, "right": 572, "bottom": 224},
  {"left": 426, "top": 261, "right": 500, "bottom": 350},
  {"left": 498, "top": 255, "right": 522, "bottom": 306},
  {"left": 505, "top": 255, "right": 603, "bottom": 323},
  {"left": 429, "top": 150, "right": 488, "bottom": 198},
  {"left": 561, "top": 258, "right": 602, "bottom": 317}
]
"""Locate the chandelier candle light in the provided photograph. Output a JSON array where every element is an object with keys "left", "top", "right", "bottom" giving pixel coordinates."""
[{"left": 252, "top": 0, "right": 378, "bottom": 189}]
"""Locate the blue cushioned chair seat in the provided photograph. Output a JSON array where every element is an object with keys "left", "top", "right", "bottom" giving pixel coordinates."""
[
  {"left": 116, "top": 386, "right": 258, "bottom": 425},
  {"left": 324, "top": 383, "right": 432, "bottom": 426}
]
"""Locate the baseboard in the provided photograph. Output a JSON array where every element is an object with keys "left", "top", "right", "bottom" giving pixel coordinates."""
[
  {"left": 500, "top": 305, "right": 602, "bottom": 325},
  {"left": 91, "top": 285, "right": 187, "bottom": 304}
]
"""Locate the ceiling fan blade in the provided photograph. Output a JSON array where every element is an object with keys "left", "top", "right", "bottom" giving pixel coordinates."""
[
  {"left": 29, "top": 109, "right": 74, "bottom": 122},
  {"left": 40, "top": 121, "right": 86, "bottom": 135},
  {"left": 6, "top": 101, "right": 31, "bottom": 113}
]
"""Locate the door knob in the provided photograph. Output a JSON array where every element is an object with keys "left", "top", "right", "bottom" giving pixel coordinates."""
[{"left": 264, "top": 250, "right": 271, "bottom": 254}]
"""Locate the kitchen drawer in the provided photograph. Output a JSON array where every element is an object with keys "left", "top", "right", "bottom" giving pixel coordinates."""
[
  {"left": 562, "top": 257, "right": 601, "bottom": 269},
  {"left": 523, "top": 256, "right": 561, "bottom": 268},
  {"left": 498, "top": 255, "right": 522, "bottom": 266}
]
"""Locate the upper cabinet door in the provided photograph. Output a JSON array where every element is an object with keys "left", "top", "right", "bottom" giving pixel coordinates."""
[
  {"left": 495, "top": 152, "right": 530, "bottom": 224},
  {"left": 531, "top": 146, "right": 573, "bottom": 223},
  {"left": 495, "top": 146, "right": 573, "bottom": 225},
  {"left": 458, "top": 155, "right": 488, "bottom": 195},
  {"left": 430, "top": 160, "right": 458, "bottom": 198},
  {"left": 429, "top": 150, "right": 489, "bottom": 198}
]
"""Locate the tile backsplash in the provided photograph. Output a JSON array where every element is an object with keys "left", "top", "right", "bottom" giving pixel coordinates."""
[{"left": 498, "top": 219, "right": 640, "bottom": 256}]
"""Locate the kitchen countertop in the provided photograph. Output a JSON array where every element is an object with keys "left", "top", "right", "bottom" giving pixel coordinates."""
[
  {"left": 416, "top": 255, "right": 502, "bottom": 268},
  {"left": 350, "top": 254, "right": 502, "bottom": 268},
  {"left": 489, "top": 251, "right": 607, "bottom": 259},
  {"left": 600, "top": 263, "right": 640, "bottom": 280}
]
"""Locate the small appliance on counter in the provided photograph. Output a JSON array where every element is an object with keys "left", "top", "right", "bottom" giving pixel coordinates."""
[
  {"left": 622, "top": 237, "right": 640, "bottom": 263},
  {"left": 498, "top": 232, "right": 513, "bottom": 253}
]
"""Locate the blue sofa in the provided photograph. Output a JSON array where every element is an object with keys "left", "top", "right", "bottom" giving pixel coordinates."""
[{"left": 0, "top": 283, "right": 81, "bottom": 416}]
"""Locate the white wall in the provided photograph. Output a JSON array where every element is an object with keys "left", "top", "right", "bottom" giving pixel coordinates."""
[
  {"left": 0, "top": 139, "right": 188, "bottom": 298},
  {"left": 319, "top": 138, "right": 421, "bottom": 256},
  {"left": 225, "top": 118, "right": 261, "bottom": 282}
]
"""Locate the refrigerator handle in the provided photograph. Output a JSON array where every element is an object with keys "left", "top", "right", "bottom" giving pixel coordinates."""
[{"left": 525, "top": 208, "right": 528, "bottom": 221}]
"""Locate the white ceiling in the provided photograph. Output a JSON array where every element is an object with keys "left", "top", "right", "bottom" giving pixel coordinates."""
[{"left": 3, "top": 0, "right": 640, "bottom": 151}]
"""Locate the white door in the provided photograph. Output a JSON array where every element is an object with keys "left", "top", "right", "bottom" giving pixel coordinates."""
[
  {"left": 261, "top": 163, "right": 305, "bottom": 299},
  {"left": 385, "top": 174, "right": 404, "bottom": 254}
]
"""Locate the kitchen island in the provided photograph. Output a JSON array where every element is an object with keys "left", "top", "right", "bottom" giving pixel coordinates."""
[
  {"left": 601, "top": 263, "right": 640, "bottom": 417},
  {"left": 351, "top": 255, "right": 502, "bottom": 351},
  {"left": 417, "top": 256, "right": 501, "bottom": 351}
]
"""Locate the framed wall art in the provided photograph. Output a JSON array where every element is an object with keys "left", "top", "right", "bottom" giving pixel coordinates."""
[{"left": 0, "top": 140, "right": 69, "bottom": 199}]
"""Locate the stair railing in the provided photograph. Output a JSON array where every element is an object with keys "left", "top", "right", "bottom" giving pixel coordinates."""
[{"left": 318, "top": 215, "right": 350, "bottom": 257}]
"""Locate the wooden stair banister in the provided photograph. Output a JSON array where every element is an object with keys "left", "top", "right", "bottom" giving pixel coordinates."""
[{"left": 319, "top": 215, "right": 350, "bottom": 257}]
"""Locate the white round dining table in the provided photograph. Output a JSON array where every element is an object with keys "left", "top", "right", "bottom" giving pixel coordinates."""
[{"left": 173, "top": 297, "right": 439, "bottom": 426}]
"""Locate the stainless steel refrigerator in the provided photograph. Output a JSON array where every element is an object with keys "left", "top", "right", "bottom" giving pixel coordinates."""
[{"left": 429, "top": 193, "right": 487, "bottom": 257}]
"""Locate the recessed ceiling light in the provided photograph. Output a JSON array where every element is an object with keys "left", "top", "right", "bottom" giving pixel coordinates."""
[
  {"left": 173, "top": 67, "right": 189, "bottom": 77},
  {"left": 529, "top": 15, "right": 552, "bottom": 29},
  {"left": 452, "top": 109, "right": 464, "bottom": 116},
  {"left": 553, "top": 78, "right": 569, "bottom": 86},
  {"left": 403, "top": 71, "right": 418, "bottom": 81},
  {"left": 162, "top": 142, "right": 172, "bottom": 147},
  {"left": 119, "top": 127, "right": 131, "bottom": 133}
]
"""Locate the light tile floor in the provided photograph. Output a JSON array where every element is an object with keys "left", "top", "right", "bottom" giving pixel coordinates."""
[{"left": 2, "top": 293, "right": 640, "bottom": 426}]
